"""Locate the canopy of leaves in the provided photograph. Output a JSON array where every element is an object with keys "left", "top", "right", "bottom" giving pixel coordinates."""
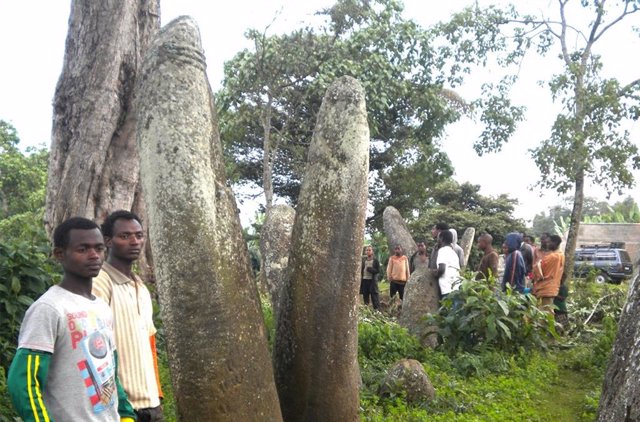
[
  {"left": 217, "top": 0, "right": 523, "bottom": 228},
  {"left": 407, "top": 180, "right": 526, "bottom": 247},
  {"left": 0, "top": 120, "right": 48, "bottom": 220}
]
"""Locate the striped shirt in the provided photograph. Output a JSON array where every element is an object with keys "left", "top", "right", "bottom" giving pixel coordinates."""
[{"left": 93, "top": 262, "right": 160, "bottom": 410}]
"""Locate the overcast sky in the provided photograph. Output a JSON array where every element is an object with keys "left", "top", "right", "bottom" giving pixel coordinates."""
[{"left": 0, "top": 0, "right": 638, "bottom": 226}]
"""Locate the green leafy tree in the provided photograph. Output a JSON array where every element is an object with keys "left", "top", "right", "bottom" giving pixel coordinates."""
[
  {"left": 448, "top": 1, "right": 640, "bottom": 279},
  {"left": 218, "top": 0, "right": 522, "bottom": 227},
  {"left": 0, "top": 121, "right": 48, "bottom": 220},
  {"left": 408, "top": 180, "right": 526, "bottom": 245}
]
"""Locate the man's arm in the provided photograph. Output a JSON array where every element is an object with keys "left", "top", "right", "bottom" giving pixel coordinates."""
[
  {"left": 405, "top": 256, "right": 411, "bottom": 279},
  {"left": 149, "top": 335, "right": 164, "bottom": 399},
  {"left": 488, "top": 253, "right": 499, "bottom": 280},
  {"left": 386, "top": 258, "right": 393, "bottom": 281},
  {"left": 8, "top": 349, "right": 53, "bottom": 422},
  {"left": 436, "top": 263, "right": 446, "bottom": 278},
  {"left": 114, "top": 351, "right": 137, "bottom": 421}
]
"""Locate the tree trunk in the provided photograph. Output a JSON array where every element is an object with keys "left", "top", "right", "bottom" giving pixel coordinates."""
[
  {"left": 262, "top": 101, "right": 274, "bottom": 210},
  {"left": 136, "top": 17, "right": 283, "bottom": 421},
  {"left": 45, "top": 0, "right": 160, "bottom": 234},
  {"left": 563, "top": 172, "right": 584, "bottom": 281},
  {"left": 597, "top": 274, "right": 640, "bottom": 421}
]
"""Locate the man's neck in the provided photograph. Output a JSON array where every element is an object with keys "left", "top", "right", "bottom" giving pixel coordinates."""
[
  {"left": 107, "top": 255, "right": 135, "bottom": 278},
  {"left": 59, "top": 275, "right": 94, "bottom": 299},
  {"left": 484, "top": 247, "right": 494, "bottom": 255}
]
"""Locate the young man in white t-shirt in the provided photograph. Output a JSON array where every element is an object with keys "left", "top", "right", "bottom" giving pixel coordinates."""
[{"left": 434, "top": 229, "right": 461, "bottom": 300}]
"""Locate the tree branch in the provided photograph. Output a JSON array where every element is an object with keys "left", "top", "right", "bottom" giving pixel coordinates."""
[{"left": 593, "top": 0, "right": 639, "bottom": 42}]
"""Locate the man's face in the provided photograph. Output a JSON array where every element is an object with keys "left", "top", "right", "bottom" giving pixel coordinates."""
[
  {"left": 366, "top": 246, "right": 373, "bottom": 258},
  {"left": 540, "top": 235, "right": 549, "bottom": 250},
  {"left": 106, "top": 218, "right": 145, "bottom": 262},
  {"left": 501, "top": 243, "right": 509, "bottom": 255},
  {"left": 394, "top": 245, "right": 402, "bottom": 256},
  {"left": 55, "top": 228, "right": 105, "bottom": 279},
  {"left": 524, "top": 236, "right": 533, "bottom": 246},
  {"left": 431, "top": 226, "right": 439, "bottom": 239},
  {"left": 417, "top": 242, "right": 426, "bottom": 253}
]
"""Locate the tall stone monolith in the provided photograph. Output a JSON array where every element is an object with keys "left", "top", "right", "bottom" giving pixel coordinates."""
[
  {"left": 460, "top": 227, "right": 476, "bottom": 268},
  {"left": 399, "top": 267, "right": 440, "bottom": 347},
  {"left": 136, "top": 17, "right": 282, "bottom": 422},
  {"left": 383, "top": 206, "right": 417, "bottom": 258},
  {"left": 274, "top": 76, "right": 369, "bottom": 422},
  {"left": 260, "top": 204, "right": 295, "bottom": 316}
]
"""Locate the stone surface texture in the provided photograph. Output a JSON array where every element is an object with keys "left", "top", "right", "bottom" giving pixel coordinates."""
[
  {"left": 379, "top": 359, "right": 436, "bottom": 404},
  {"left": 260, "top": 204, "right": 295, "bottom": 316},
  {"left": 383, "top": 206, "right": 417, "bottom": 259},
  {"left": 460, "top": 227, "right": 476, "bottom": 268},
  {"left": 136, "top": 16, "right": 282, "bottom": 422},
  {"left": 274, "top": 76, "right": 369, "bottom": 422},
  {"left": 399, "top": 267, "right": 440, "bottom": 348}
]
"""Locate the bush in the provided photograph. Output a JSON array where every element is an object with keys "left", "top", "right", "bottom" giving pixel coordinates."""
[
  {"left": 425, "top": 278, "right": 557, "bottom": 355},
  {"left": 0, "top": 239, "right": 59, "bottom": 370}
]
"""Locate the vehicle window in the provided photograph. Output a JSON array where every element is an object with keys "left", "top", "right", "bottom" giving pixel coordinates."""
[
  {"left": 618, "top": 251, "right": 631, "bottom": 262},
  {"left": 596, "top": 252, "right": 616, "bottom": 261}
]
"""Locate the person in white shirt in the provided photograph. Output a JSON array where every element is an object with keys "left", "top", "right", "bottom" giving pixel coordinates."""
[{"left": 433, "top": 229, "right": 461, "bottom": 300}]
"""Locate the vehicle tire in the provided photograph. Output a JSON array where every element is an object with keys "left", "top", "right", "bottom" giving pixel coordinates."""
[{"left": 595, "top": 273, "right": 608, "bottom": 284}]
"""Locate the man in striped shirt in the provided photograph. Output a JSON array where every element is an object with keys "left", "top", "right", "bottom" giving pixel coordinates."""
[
  {"left": 93, "top": 211, "right": 163, "bottom": 422},
  {"left": 8, "top": 217, "right": 136, "bottom": 422}
]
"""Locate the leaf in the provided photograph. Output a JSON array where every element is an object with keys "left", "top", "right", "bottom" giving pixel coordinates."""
[
  {"left": 10, "top": 277, "right": 21, "bottom": 294},
  {"left": 16, "top": 295, "right": 34, "bottom": 306},
  {"left": 496, "top": 319, "right": 512, "bottom": 339},
  {"left": 497, "top": 299, "right": 509, "bottom": 316}
]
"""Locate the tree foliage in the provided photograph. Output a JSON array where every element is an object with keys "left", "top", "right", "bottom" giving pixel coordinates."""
[
  {"left": 445, "top": 1, "right": 640, "bottom": 279},
  {"left": 0, "top": 121, "right": 48, "bottom": 220},
  {"left": 407, "top": 180, "right": 526, "bottom": 246},
  {"left": 218, "top": 0, "right": 523, "bottom": 226}
]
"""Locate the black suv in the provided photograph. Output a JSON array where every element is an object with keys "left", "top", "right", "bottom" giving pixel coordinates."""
[{"left": 574, "top": 243, "right": 633, "bottom": 284}]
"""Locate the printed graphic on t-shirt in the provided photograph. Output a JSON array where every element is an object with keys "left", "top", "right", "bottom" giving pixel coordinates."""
[{"left": 66, "top": 310, "right": 116, "bottom": 413}]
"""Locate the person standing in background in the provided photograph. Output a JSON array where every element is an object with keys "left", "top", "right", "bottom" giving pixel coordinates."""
[
  {"left": 476, "top": 233, "right": 499, "bottom": 281},
  {"left": 502, "top": 233, "right": 527, "bottom": 293},
  {"left": 429, "top": 223, "right": 449, "bottom": 270},
  {"left": 387, "top": 245, "right": 410, "bottom": 300},
  {"left": 434, "top": 230, "right": 462, "bottom": 300},
  {"left": 533, "top": 235, "right": 565, "bottom": 314},
  {"left": 449, "top": 228, "right": 465, "bottom": 269},
  {"left": 409, "top": 239, "right": 429, "bottom": 273},
  {"left": 360, "top": 245, "right": 381, "bottom": 310},
  {"left": 93, "top": 211, "right": 164, "bottom": 422}
]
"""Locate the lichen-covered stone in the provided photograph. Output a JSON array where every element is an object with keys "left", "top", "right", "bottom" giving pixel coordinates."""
[
  {"left": 597, "top": 274, "right": 640, "bottom": 421},
  {"left": 399, "top": 267, "right": 440, "bottom": 347},
  {"left": 379, "top": 359, "right": 436, "bottom": 404},
  {"left": 274, "top": 76, "right": 369, "bottom": 422},
  {"left": 136, "top": 16, "right": 282, "bottom": 422},
  {"left": 383, "top": 206, "right": 417, "bottom": 259},
  {"left": 460, "top": 227, "right": 476, "bottom": 268},
  {"left": 260, "top": 204, "right": 295, "bottom": 317}
]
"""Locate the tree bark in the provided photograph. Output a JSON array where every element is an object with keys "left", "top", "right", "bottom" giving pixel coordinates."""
[
  {"left": 262, "top": 101, "right": 274, "bottom": 209},
  {"left": 45, "top": 0, "right": 160, "bottom": 234},
  {"left": 597, "top": 274, "right": 640, "bottom": 421},
  {"left": 563, "top": 172, "right": 584, "bottom": 280}
]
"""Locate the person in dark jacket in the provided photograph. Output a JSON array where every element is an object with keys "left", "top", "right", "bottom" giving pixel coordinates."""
[
  {"left": 360, "top": 245, "right": 381, "bottom": 309},
  {"left": 502, "top": 232, "right": 527, "bottom": 293}
]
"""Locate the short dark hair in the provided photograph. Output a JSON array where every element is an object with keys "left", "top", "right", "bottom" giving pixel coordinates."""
[
  {"left": 415, "top": 238, "right": 426, "bottom": 245},
  {"left": 439, "top": 229, "right": 453, "bottom": 244},
  {"left": 548, "top": 235, "right": 562, "bottom": 250},
  {"left": 53, "top": 217, "right": 100, "bottom": 248},
  {"left": 434, "top": 223, "right": 449, "bottom": 231},
  {"left": 101, "top": 210, "right": 142, "bottom": 237}
]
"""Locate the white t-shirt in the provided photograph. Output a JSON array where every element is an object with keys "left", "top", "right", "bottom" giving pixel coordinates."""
[{"left": 436, "top": 246, "right": 461, "bottom": 295}]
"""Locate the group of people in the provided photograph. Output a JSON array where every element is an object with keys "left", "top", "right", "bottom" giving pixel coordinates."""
[
  {"left": 361, "top": 225, "right": 568, "bottom": 317},
  {"left": 7, "top": 212, "right": 164, "bottom": 422}
]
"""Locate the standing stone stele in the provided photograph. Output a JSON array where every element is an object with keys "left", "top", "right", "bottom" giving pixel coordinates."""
[
  {"left": 597, "top": 274, "right": 640, "bottom": 421},
  {"left": 459, "top": 227, "right": 476, "bottom": 268},
  {"left": 274, "top": 76, "right": 369, "bottom": 422},
  {"left": 260, "top": 204, "right": 295, "bottom": 318},
  {"left": 383, "top": 206, "right": 417, "bottom": 259},
  {"left": 136, "top": 17, "right": 282, "bottom": 422},
  {"left": 399, "top": 267, "right": 440, "bottom": 347}
]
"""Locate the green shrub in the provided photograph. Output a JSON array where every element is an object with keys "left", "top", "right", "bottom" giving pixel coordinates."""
[
  {"left": 0, "top": 366, "right": 19, "bottom": 421},
  {"left": 0, "top": 239, "right": 59, "bottom": 369},
  {"left": 425, "top": 278, "right": 557, "bottom": 355}
]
